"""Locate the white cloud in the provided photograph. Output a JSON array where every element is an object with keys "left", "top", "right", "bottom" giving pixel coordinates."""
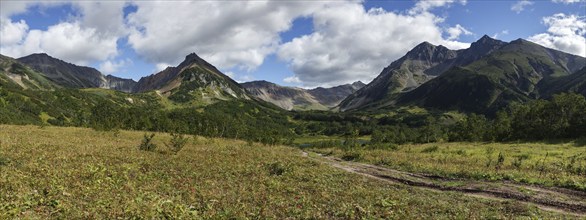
[
  {"left": 126, "top": 1, "right": 333, "bottom": 71},
  {"left": 0, "top": 19, "right": 29, "bottom": 45},
  {"left": 224, "top": 71, "right": 236, "bottom": 78},
  {"left": 492, "top": 30, "right": 509, "bottom": 39},
  {"left": 99, "top": 59, "right": 131, "bottom": 75},
  {"left": 446, "top": 24, "right": 473, "bottom": 40},
  {"left": 528, "top": 13, "right": 586, "bottom": 57},
  {"left": 511, "top": 1, "right": 534, "bottom": 14},
  {"left": 409, "top": 0, "right": 467, "bottom": 14},
  {"left": 240, "top": 75, "right": 254, "bottom": 82},
  {"left": 155, "top": 63, "right": 172, "bottom": 72},
  {"left": 283, "top": 76, "right": 302, "bottom": 83},
  {"left": 552, "top": 0, "right": 583, "bottom": 4},
  {"left": 277, "top": 3, "right": 470, "bottom": 87},
  {"left": 73, "top": 1, "right": 127, "bottom": 36},
  {"left": 0, "top": 1, "right": 126, "bottom": 65},
  {"left": 1, "top": 22, "right": 118, "bottom": 65}
]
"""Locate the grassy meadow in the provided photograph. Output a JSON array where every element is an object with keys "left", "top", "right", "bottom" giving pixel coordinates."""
[
  {"left": 0, "top": 125, "right": 580, "bottom": 218},
  {"left": 308, "top": 141, "right": 586, "bottom": 191}
]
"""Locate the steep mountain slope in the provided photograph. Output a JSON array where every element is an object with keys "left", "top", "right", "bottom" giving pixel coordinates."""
[
  {"left": 308, "top": 81, "right": 365, "bottom": 107},
  {"left": 133, "top": 53, "right": 249, "bottom": 104},
  {"left": 17, "top": 53, "right": 136, "bottom": 92},
  {"left": 340, "top": 35, "right": 586, "bottom": 112},
  {"left": 339, "top": 36, "right": 508, "bottom": 111},
  {"left": 537, "top": 67, "right": 586, "bottom": 97},
  {"left": 0, "top": 54, "right": 57, "bottom": 90},
  {"left": 241, "top": 81, "right": 364, "bottom": 110},
  {"left": 396, "top": 39, "right": 586, "bottom": 113}
]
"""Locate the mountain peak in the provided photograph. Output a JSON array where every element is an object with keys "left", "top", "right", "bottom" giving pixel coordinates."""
[
  {"left": 479, "top": 34, "right": 493, "bottom": 40},
  {"left": 30, "top": 52, "right": 50, "bottom": 57},
  {"left": 22, "top": 53, "right": 58, "bottom": 61},
  {"left": 352, "top": 81, "right": 365, "bottom": 87},
  {"left": 462, "top": 34, "right": 506, "bottom": 59},
  {"left": 473, "top": 34, "right": 505, "bottom": 46},
  {"left": 185, "top": 52, "right": 202, "bottom": 61},
  {"left": 510, "top": 38, "right": 532, "bottom": 45},
  {"left": 414, "top": 41, "right": 435, "bottom": 50}
]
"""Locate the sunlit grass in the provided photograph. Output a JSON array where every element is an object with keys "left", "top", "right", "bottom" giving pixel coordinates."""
[
  {"left": 311, "top": 141, "right": 586, "bottom": 190},
  {"left": 0, "top": 125, "right": 575, "bottom": 218}
]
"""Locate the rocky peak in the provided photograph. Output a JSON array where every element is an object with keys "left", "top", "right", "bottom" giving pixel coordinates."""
[
  {"left": 406, "top": 42, "right": 435, "bottom": 57},
  {"left": 468, "top": 35, "right": 506, "bottom": 54},
  {"left": 177, "top": 52, "right": 212, "bottom": 70},
  {"left": 404, "top": 41, "right": 457, "bottom": 62},
  {"left": 351, "top": 81, "right": 366, "bottom": 89}
]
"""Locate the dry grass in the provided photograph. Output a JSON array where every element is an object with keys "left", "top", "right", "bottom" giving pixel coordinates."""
[
  {"left": 0, "top": 125, "right": 575, "bottom": 218},
  {"left": 311, "top": 141, "right": 586, "bottom": 191}
]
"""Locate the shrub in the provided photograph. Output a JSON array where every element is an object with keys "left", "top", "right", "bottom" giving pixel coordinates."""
[
  {"left": 139, "top": 133, "right": 157, "bottom": 151},
  {"left": 166, "top": 133, "right": 189, "bottom": 154},
  {"left": 454, "top": 149, "right": 467, "bottom": 156},
  {"left": 421, "top": 145, "right": 439, "bottom": 153},
  {"left": 267, "top": 162, "right": 290, "bottom": 176},
  {"left": 341, "top": 151, "right": 362, "bottom": 161},
  {"left": 495, "top": 152, "right": 505, "bottom": 170},
  {"left": 0, "top": 155, "right": 7, "bottom": 166},
  {"left": 485, "top": 147, "right": 495, "bottom": 168},
  {"left": 369, "top": 143, "right": 399, "bottom": 151}
]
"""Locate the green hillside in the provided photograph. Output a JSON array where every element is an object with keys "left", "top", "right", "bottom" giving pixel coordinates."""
[{"left": 0, "top": 55, "right": 57, "bottom": 90}]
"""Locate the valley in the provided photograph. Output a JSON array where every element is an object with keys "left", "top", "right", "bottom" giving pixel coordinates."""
[
  {"left": 0, "top": 125, "right": 583, "bottom": 218},
  {"left": 1, "top": 32, "right": 585, "bottom": 219}
]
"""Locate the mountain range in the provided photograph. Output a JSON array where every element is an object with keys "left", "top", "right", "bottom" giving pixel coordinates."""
[
  {"left": 1, "top": 52, "right": 364, "bottom": 110},
  {"left": 1, "top": 35, "right": 585, "bottom": 114},
  {"left": 241, "top": 80, "right": 364, "bottom": 110},
  {"left": 340, "top": 35, "right": 586, "bottom": 113},
  {"left": 17, "top": 53, "right": 137, "bottom": 92}
]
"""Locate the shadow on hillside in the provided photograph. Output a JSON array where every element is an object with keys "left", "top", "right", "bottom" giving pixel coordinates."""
[
  {"left": 533, "top": 138, "right": 586, "bottom": 147},
  {"left": 574, "top": 137, "right": 586, "bottom": 147}
]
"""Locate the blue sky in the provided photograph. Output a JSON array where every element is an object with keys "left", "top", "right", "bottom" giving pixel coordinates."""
[{"left": 1, "top": 0, "right": 585, "bottom": 88}]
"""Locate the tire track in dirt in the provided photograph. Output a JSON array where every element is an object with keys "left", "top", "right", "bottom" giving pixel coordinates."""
[{"left": 302, "top": 151, "right": 586, "bottom": 217}]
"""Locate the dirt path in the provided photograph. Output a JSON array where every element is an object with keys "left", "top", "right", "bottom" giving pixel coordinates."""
[{"left": 301, "top": 151, "right": 586, "bottom": 217}]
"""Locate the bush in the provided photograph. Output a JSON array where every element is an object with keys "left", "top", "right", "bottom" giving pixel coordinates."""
[
  {"left": 267, "top": 162, "right": 290, "bottom": 176},
  {"left": 139, "top": 133, "right": 157, "bottom": 151},
  {"left": 421, "top": 145, "right": 439, "bottom": 153},
  {"left": 166, "top": 133, "right": 189, "bottom": 154},
  {"left": 369, "top": 143, "right": 399, "bottom": 151},
  {"left": 341, "top": 151, "right": 362, "bottom": 161},
  {"left": 0, "top": 155, "right": 7, "bottom": 166},
  {"left": 496, "top": 152, "right": 505, "bottom": 170}
]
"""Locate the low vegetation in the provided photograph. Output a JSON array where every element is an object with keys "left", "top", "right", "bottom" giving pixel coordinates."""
[
  {"left": 308, "top": 141, "right": 586, "bottom": 191},
  {"left": 0, "top": 125, "right": 575, "bottom": 218}
]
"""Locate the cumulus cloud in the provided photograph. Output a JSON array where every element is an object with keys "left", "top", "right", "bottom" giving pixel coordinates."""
[
  {"left": 552, "top": 0, "right": 583, "bottom": 3},
  {"left": 446, "top": 24, "right": 473, "bottom": 40},
  {"left": 277, "top": 3, "right": 471, "bottom": 87},
  {"left": 73, "top": 1, "right": 128, "bottom": 36},
  {"left": 528, "top": 13, "right": 586, "bottom": 57},
  {"left": 492, "top": 30, "right": 509, "bottom": 39},
  {"left": 126, "top": 1, "right": 333, "bottom": 71},
  {"left": 1, "top": 1, "right": 39, "bottom": 19},
  {"left": 283, "top": 76, "right": 302, "bottom": 84},
  {"left": 99, "top": 59, "right": 131, "bottom": 75},
  {"left": 0, "top": 1, "right": 126, "bottom": 66},
  {"left": 511, "top": 1, "right": 534, "bottom": 14},
  {"left": 1, "top": 22, "right": 119, "bottom": 65},
  {"left": 409, "top": 0, "right": 467, "bottom": 14},
  {"left": 0, "top": 19, "right": 29, "bottom": 45}
]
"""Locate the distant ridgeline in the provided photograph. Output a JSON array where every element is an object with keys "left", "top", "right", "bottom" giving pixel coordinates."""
[{"left": 1, "top": 35, "right": 585, "bottom": 143}]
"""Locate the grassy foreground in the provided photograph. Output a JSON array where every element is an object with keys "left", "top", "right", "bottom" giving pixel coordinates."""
[
  {"left": 0, "top": 125, "right": 577, "bottom": 218},
  {"left": 309, "top": 141, "right": 586, "bottom": 191}
]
